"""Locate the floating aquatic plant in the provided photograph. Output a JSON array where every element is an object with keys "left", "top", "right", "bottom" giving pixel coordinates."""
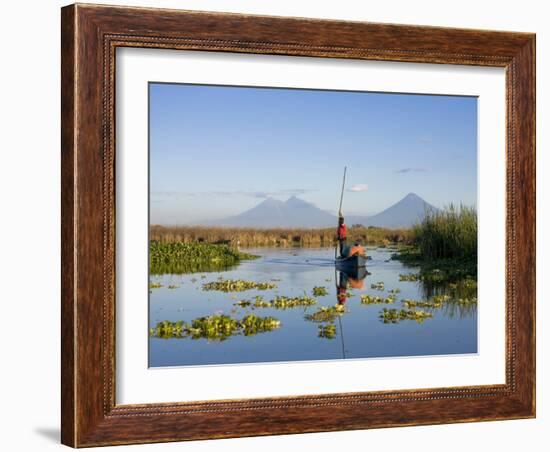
[
  {"left": 399, "top": 273, "right": 421, "bottom": 282},
  {"left": 149, "top": 241, "right": 258, "bottom": 274},
  {"left": 234, "top": 300, "right": 252, "bottom": 307},
  {"left": 202, "top": 278, "right": 277, "bottom": 292},
  {"left": 270, "top": 295, "right": 317, "bottom": 309},
  {"left": 167, "top": 284, "right": 180, "bottom": 289},
  {"left": 360, "top": 294, "right": 396, "bottom": 305},
  {"left": 188, "top": 314, "right": 238, "bottom": 340},
  {"left": 150, "top": 320, "right": 186, "bottom": 338},
  {"left": 312, "top": 286, "right": 329, "bottom": 297},
  {"left": 370, "top": 281, "right": 385, "bottom": 291},
  {"left": 457, "top": 297, "right": 478, "bottom": 305},
  {"left": 305, "top": 304, "right": 346, "bottom": 323},
  {"left": 379, "top": 308, "right": 433, "bottom": 324},
  {"left": 252, "top": 295, "right": 271, "bottom": 308},
  {"left": 401, "top": 299, "right": 442, "bottom": 309},
  {"left": 234, "top": 294, "right": 317, "bottom": 310},
  {"left": 318, "top": 324, "right": 337, "bottom": 339},
  {"left": 149, "top": 282, "right": 163, "bottom": 289},
  {"left": 432, "top": 294, "right": 452, "bottom": 303},
  {"left": 388, "top": 288, "right": 401, "bottom": 295},
  {"left": 150, "top": 313, "right": 281, "bottom": 340},
  {"left": 240, "top": 314, "right": 281, "bottom": 336}
]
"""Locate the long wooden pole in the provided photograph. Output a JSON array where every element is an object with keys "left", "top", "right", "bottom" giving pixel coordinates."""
[
  {"left": 338, "top": 166, "right": 347, "bottom": 216},
  {"left": 335, "top": 166, "right": 347, "bottom": 259}
]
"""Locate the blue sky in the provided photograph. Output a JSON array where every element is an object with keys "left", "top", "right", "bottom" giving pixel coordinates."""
[{"left": 149, "top": 83, "right": 477, "bottom": 225}]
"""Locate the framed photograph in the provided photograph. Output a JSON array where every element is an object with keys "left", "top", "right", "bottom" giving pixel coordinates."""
[{"left": 61, "top": 3, "right": 536, "bottom": 447}]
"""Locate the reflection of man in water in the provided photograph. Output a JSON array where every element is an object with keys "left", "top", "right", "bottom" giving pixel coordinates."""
[
  {"left": 337, "top": 272, "right": 349, "bottom": 305},
  {"left": 337, "top": 271, "right": 366, "bottom": 305}
]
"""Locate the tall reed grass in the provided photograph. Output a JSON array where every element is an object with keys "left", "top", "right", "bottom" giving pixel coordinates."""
[{"left": 411, "top": 205, "right": 477, "bottom": 260}]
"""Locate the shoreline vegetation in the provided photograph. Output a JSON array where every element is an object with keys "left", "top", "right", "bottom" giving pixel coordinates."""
[
  {"left": 150, "top": 224, "right": 411, "bottom": 248},
  {"left": 150, "top": 205, "right": 479, "bottom": 341},
  {"left": 391, "top": 205, "right": 477, "bottom": 282},
  {"left": 149, "top": 242, "right": 258, "bottom": 274},
  {"left": 150, "top": 205, "right": 477, "bottom": 286}
]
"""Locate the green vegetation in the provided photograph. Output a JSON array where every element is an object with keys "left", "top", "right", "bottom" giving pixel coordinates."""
[
  {"left": 240, "top": 315, "right": 281, "bottom": 336},
  {"left": 270, "top": 295, "right": 317, "bottom": 309},
  {"left": 457, "top": 297, "right": 478, "bottom": 305},
  {"left": 312, "top": 286, "right": 329, "bottom": 297},
  {"left": 234, "top": 300, "right": 252, "bottom": 307},
  {"left": 413, "top": 205, "right": 477, "bottom": 261},
  {"left": 150, "top": 241, "right": 258, "bottom": 274},
  {"left": 370, "top": 281, "right": 385, "bottom": 291},
  {"left": 233, "top": 294, "right": 317, "bottom": 310},
  {"left": 252, "top": 295, "right": 271, "bottom": 308},
  {"left": 399, "top": 273, "right": 421, "bottom": 282},
  {"left": 379, "top": 308, "right": 433, "bottom": 324},
  {"left": 318, "top": 324, "right": 337, "bottom": 339},
  {"left": 202, "top": 278, "right": 276, "bottom": 292},
  {"left": 150, "top": 224, "right": 412, "bottom": 248},
  {"left": 149, "top": 281, "right": 163, "bottom": 289},
  {"left": 360, "top": 294, "right": 396, "bottom": 305},
  {"left": 305, "top": 304, "right": 346, "bottom": 323},
  {"left": 400, "top": 284, "right": 477, "bottom": 315},
  {"left": 402, "top": 299, "right": 443, "bottom": 309},
  {"left": 150, "top": 314, "right": 281, "bottom": 340},
  {"left": 393, "top": 206, "right": 477, "bottom": 283},
  {"left": 432, "top": 294, "right": 452, "bottom": 303}
]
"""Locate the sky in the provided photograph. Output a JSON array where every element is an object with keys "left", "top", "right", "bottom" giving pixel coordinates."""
[{"left": 149, "top": 82, "right": 477, "bottom": 225}]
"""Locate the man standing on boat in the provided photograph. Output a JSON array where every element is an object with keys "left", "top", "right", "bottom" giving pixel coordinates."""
[{"left": 337, "top": 215, "right": 347, "bottom": 257}]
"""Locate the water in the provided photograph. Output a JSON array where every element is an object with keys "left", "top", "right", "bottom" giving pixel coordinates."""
[{"left": 149, "top": 247, "right": 477, "bottom": 367}]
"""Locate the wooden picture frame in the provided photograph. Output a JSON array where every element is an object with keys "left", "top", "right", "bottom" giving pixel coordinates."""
[{"left": 61, "top": 3, "right": 535, "bottom": 447}]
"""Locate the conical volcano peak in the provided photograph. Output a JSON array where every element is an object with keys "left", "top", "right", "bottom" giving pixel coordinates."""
[
  {"left": 285, "top": 196, "right": 311, "bottom": 207},
  {"left": 404, "top": 192, "right": 422, "bottom": 201}
]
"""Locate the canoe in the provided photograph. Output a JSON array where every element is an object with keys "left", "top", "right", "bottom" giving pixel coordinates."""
[{"left": 335, "top": 253, "right": 367, "bottom": 270}]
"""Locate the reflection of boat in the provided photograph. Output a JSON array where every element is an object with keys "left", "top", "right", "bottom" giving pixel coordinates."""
[
  {"left": 338, "top": 263, "right": 368, "bottom": 281},
  {"left": 335, "top": 253, "right": 367, "bottom": 273},
  {"left": 336, "top": 264, "right": 368, "bottom": 304}
]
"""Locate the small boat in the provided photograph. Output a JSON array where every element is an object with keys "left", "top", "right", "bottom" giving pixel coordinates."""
[{"left": 336, "top": 253, "right": 367, "bottom": 271}]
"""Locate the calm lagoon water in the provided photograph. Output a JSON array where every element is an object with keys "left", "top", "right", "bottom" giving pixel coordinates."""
[{"left": 149, "top": 247, "right": 477, "bottom": 367}]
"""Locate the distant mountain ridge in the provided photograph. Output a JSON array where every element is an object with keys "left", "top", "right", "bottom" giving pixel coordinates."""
[
  {"left": 208, "top": 196, "right": 336, "bottom": 228},
  {"left": 205, "top": 193, "right": 438, "bottom": 229}
]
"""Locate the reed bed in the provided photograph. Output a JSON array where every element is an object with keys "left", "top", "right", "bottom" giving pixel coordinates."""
[
  {"left": 411, "top": 204, "right": 477, "bottom": 261},
  {"left": 150, "top": 224, "right": 412, "bottom": 248}
]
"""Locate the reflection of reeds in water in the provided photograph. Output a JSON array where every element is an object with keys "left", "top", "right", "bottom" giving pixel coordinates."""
[
  {"left": 404, "top": 278, "right": 478, "bottom": 319},
  {"left": 150, "top": 225, "right": 412, "bottom": 247},
  {"left": 438, "top": 300, "right": 478, "bottom": 319}
]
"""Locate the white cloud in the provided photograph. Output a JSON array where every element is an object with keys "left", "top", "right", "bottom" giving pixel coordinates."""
[
  {"left": 395, "top": 168, "right": 427, "bottom": 174},
  {"left": 348, "top": 184, "right": 369, "bottom": 192}
]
